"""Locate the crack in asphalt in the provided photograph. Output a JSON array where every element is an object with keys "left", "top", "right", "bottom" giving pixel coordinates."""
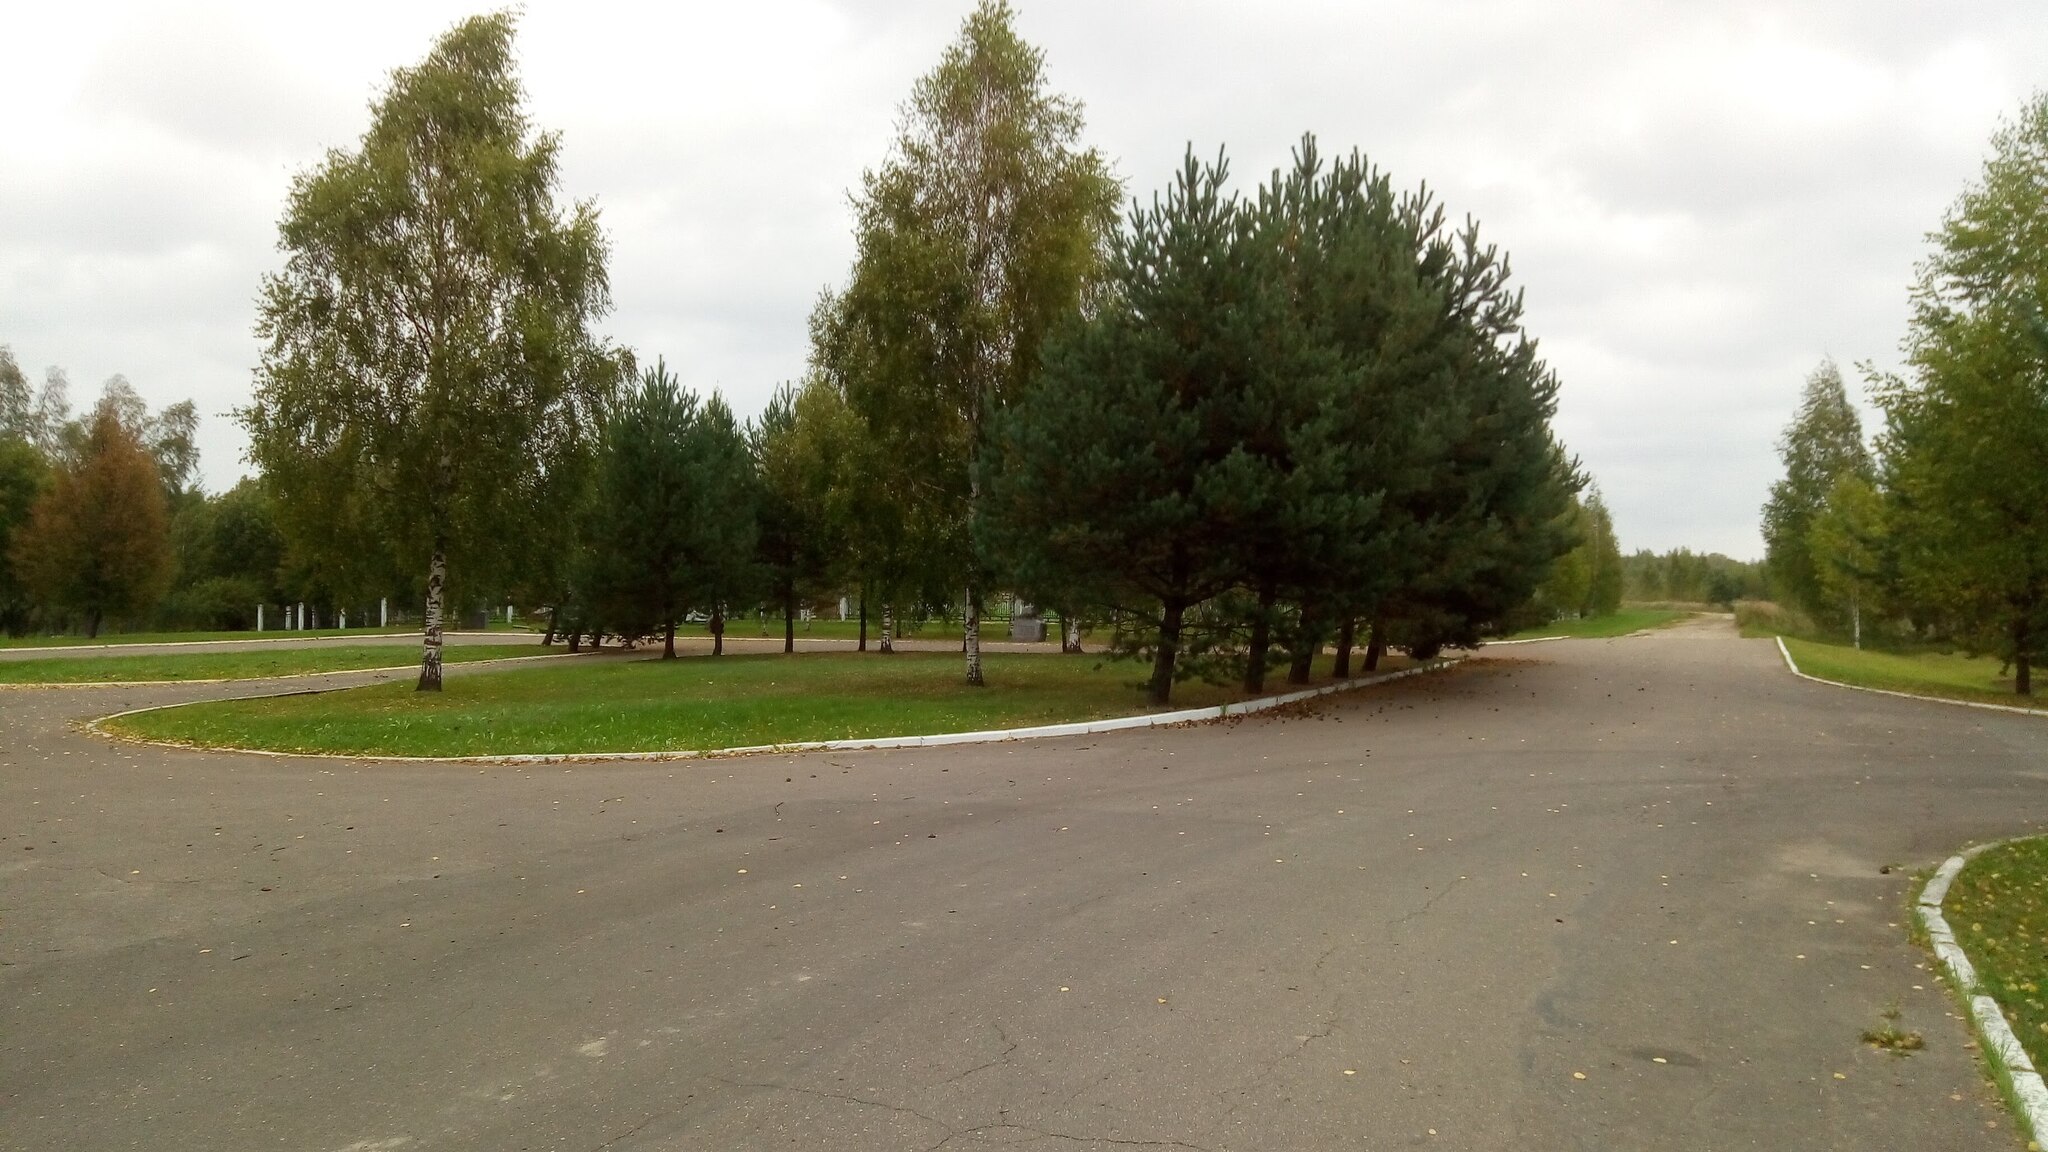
[
  {"left": 927, "top": 1121, "right": 1213, "bottom": 1151},
  {"left": 1384, "top": 876, "right": 1467, "bottom": 931},
  {"left": 716, "top": 1072, "right": 1207, "bottom": 1152},
  {"left": 937, "top": 1021, "right": 1019, "bottom": 1086},
  {"left": 1213, "top": 939, "right": 1348, "bottom": 1124},
  {"left": 711, "top": 1076, "right": 951, "bottom": 1132}
]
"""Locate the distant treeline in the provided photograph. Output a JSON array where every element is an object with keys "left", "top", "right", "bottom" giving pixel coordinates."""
[{"left": 1622, "top": 548, "right": 1767, "bottom": 607}]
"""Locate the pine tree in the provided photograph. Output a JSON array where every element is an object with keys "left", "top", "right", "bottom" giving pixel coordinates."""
[
  {"left": 590, "top": 362, "right": 700, "bottom": 658},
  {"left": 683, "top": 394, "right": 761, "bottom": 656},
  {"left": 985, "top": 150, "right": 1276, "bottom": 705}
]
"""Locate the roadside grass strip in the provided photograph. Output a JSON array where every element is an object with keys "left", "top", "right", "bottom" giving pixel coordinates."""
[
  {"left": 92, "top": 650, "right": 1455, "bottom": 763},
  {"left": 1775, "top": 637, "right": 2048, "bottom": 717},
  {"left": 1920, "top": 841, "right": 2048, "bottom": 1145},
  {"left": 0, "top": 628, "right": 523, "bottom": 654},
  {"left": 1503, "top": 606, "right": 1689, "bottom": 642},
  {"left": 0, "top": 643, "right": 559, "bottom": 686}
]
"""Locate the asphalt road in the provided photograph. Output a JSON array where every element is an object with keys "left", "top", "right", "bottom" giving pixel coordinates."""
[{"left": 3, "top": 617, "right": 2044, "bottom": 1150}]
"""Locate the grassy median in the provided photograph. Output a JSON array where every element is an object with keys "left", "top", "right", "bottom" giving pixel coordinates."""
[
  {"left": 1504, "top": 607, "right": 1690, "bottom": 641},
  {"left": 1943, "top": 838, "right": 2048, "bottom": 1073},
  {"left": 0, "top": 643, "right": 551, "bottom": 684},
  {"left": 1782, "top": 637, "right": 2048, "bottom": 711},
  {"left": 99, "top": 649, "right": 1406, "bottom": 757}
]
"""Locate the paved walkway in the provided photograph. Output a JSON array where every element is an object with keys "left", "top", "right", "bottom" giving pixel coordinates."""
[{"left": 3, "top": 618, "right": 2041, "bottom": 1149}]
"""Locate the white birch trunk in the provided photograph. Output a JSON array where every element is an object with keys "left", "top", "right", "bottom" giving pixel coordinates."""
[
  {"left": 418, "top": 550, "right": 446, "bottom": 691},
  {"left": 880, "top": 603, "right": 895, "bottom": 654},
  {"left": 964, "top": 586, "right": 984, "bottom": 686}
]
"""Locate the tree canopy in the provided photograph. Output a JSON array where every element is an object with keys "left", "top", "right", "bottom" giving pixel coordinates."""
[
  {"left": 245, "top": 12, "right": 621, "bottom": 689},
  {"left": 832, "top": 0, "right": 1121, "bottom": 685}
]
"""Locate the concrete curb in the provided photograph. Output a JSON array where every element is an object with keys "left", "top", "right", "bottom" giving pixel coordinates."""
[
  {"left": 1774, "top": 636, "right": 2048, "bottom": 719},
  {"left": 1917, "top": 843, "right": 2048, "bottom": 1142},
  {"left": 86, "top": 657, "right": 1462, "bottom": 766},
  {"left": 1776, "top": 636, "right": 2048, "bottom": 1134},
  {"left": 5, "top": 648, "right": 591, "bottom": 690}
]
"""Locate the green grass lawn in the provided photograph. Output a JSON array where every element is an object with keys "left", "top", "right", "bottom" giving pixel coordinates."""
[
  {"left": 0, "top": 622, "right": 541, "bottom": 649},
  {"left": 0, "top": 626, "right": 428, "bottom": 648},
  {"left": 1781, "top": 637, "right": 2046, "bottom": 711},
  {"left": 103, "top": 649, "right": 1414, "bottom": 757},
  {"left": 0, "top": 643, "right": 551, "bottom": 684},
  {"left": 1503, "top": 607, "right": 1690, "bottom": 641},
  {"left": 1941, "top": 838, "right": 2048, "bottom": 1075}
]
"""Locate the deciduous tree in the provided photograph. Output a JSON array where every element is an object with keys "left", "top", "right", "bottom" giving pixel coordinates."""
[
  {"left": 245, "top": 13, "right": 620, "bottom": 690},
  {"left": 1874, "top": 93, "right": 2048, "bottom": 694},
  {"left": 1762, "top": 360, "right": 1871, "bottom": 615},
  {"left": 836, "top": 0, "right": 1119, "bottom": 686},
  {"left": 10, "top": 407, "right": 171, "bottom": 637}
]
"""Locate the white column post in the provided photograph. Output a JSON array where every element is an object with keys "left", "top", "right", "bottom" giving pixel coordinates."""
[
  {"left": 380, "top": 597, "right": 388, "bottom": 628},
  {"left": 257, "top": 604, "right": 264, "bottom": 632},
  {"left": 340, "top": 608, "right": 347, "bottom": 630},
  {"left": 299, "top": 602, "right": 307, "bottom": 631}
]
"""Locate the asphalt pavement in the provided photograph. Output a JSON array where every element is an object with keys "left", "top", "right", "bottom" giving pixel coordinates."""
[{"left": 3, "top": 616, "right": 2043, "bottom": 1150}]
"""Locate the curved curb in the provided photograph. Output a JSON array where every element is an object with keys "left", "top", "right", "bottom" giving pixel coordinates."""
[
  {"left": 1918, "top": 843, "right": 2048, "bottom": 1142},
  {"left": 4, "top": 648, "right": 590, "bottom": 690},
  {"left": 1774, "top": 636, "right": 2048, "bottom": 719},
  {"left": 85, "top": 656, "right": 1462, "bottom": 766},
  {"left": 1480, "top": 635, "right": 1568, "bottom": 647}
]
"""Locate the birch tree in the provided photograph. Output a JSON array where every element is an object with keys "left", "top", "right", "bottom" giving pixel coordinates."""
[
  {"left": 836, "top": 0, "right": 1119, "bottom": 686},
  {"left": 245, "top": 13, "right": 620, "bottom": 689}
]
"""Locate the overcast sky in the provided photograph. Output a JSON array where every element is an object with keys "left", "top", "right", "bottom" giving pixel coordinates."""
[{"left": 4, "top": 2, "right": 2043, "bottom": 558}]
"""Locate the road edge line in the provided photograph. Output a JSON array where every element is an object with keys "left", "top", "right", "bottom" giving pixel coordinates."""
[
  {"left": 1774, "top": 636, "right": 2048, "bottom": 719},
  {"left": 1919, "top": 843, "right": 2048, "bottom": 1143},
  {"left": 83, "top": 656, "right": 1463, "bottom": 766}
]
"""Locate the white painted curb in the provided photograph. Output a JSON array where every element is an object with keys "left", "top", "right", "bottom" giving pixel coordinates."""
[
  {"left": 1918, "top": 843, "right": 2048, "bottom": 1142},
  {"left": 87, "top": 657, "right": 1461, "bottom": 765},
  {"left": 1775, "top": 636, "right": 2048, "bottom": 719}
]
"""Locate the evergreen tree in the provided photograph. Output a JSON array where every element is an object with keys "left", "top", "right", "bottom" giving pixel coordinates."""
[
  {"left": 245, "top": 13, "right": 621, "bottom": 689},
  {"left": 1376, "top": 216, "right": 1580, "bottom": 657},
  {"left": 836, "top": 0, "right": 1120, "bottom": 686},
  {"left": 590, "top": 362, "right": 700, "bottom": 659},
  {"left": 1761, "top": 360, "right": 1871, "bottom": 614},
  {"left": 10, "top": 407, "right": 172, "bottom": 637},
  {"left": 683, "top": 394, "right": 761, "bottom": 656},
  {"left": 755, "top": 377, "right": 851, "bottom": 653},
  {"left": 985, "top": 150, "right": 1276, "bottom": 705}
]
